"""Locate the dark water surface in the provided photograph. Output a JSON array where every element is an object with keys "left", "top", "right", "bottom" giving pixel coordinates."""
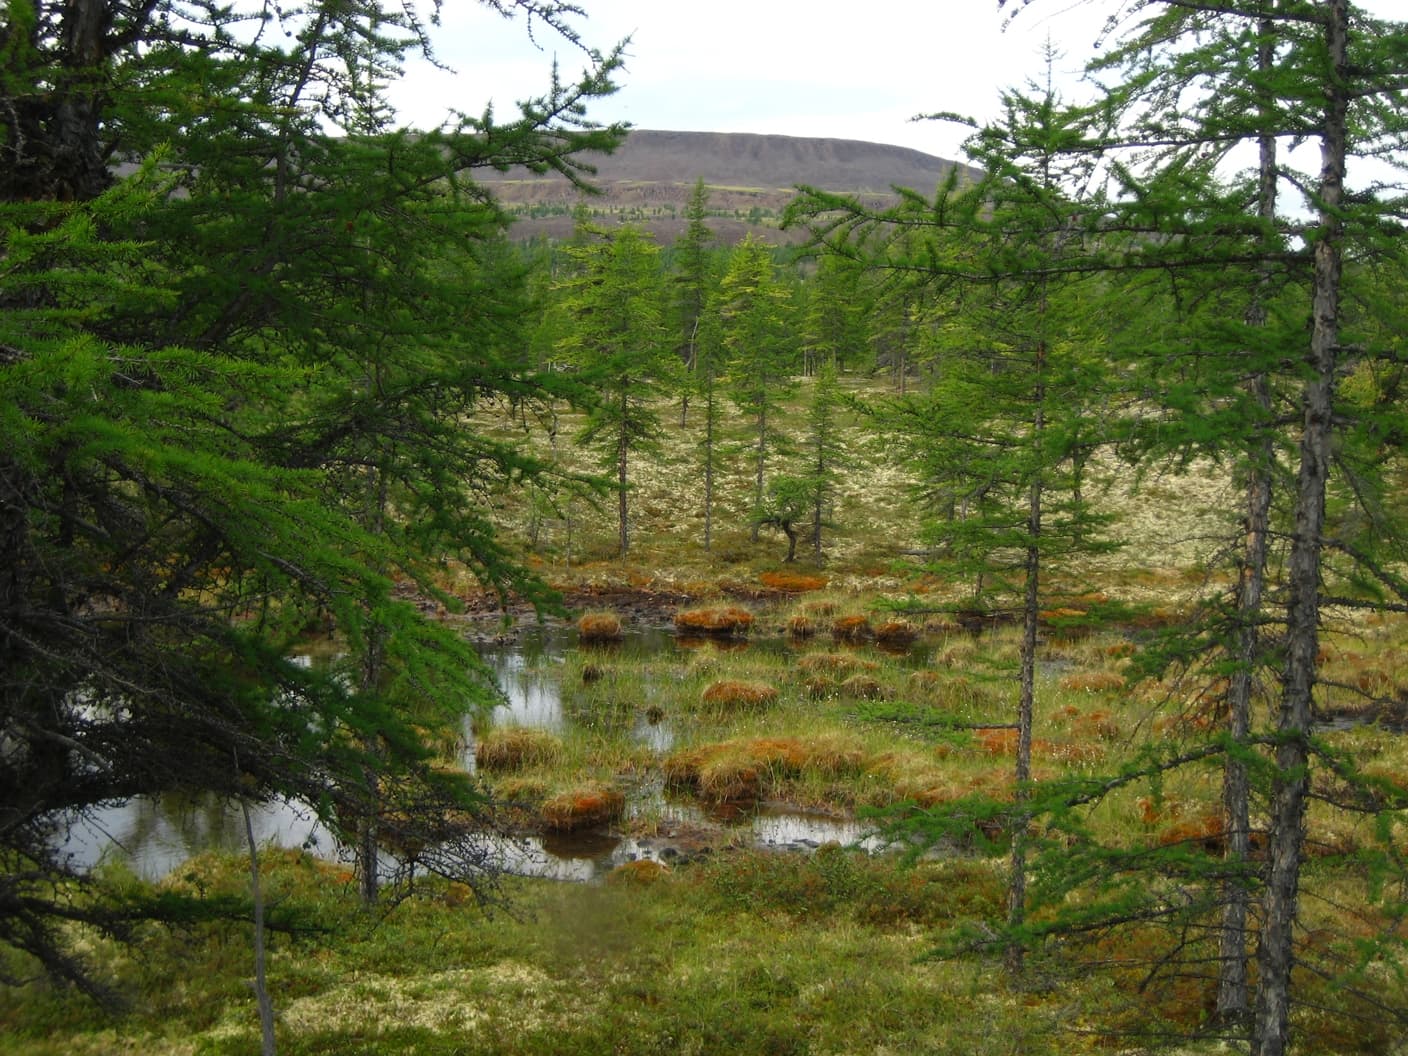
[{"left": 66, "top": 624, "right": 897, "bottom": 882}]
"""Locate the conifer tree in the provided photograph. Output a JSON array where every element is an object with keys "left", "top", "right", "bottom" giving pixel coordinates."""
[
  {"left": 0, "top": 0, "right": 625, "bottom": 993},
  {"left": 672, "top": 178, "right": 717, "bottom": 425},
  {"left": 554, "top": 223, "right": 673, "bottom": 557},
  {"left": 715, "top": 235, "right": 795, "bottom": 540}
]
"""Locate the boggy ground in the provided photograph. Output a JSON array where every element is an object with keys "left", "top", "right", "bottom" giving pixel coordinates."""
[{"left": 10, "top": 381, "right": 1408, "bottom": 1052}]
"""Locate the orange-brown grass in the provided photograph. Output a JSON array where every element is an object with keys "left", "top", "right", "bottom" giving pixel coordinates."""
[
  {"left": 674, "top": 604, "right": 754, "bottom": 637},
  {"left": 607, "top": 859, "right": 671, "bottom": 885},
  {"left": 873, "top": 619, "right": 918, "bottom": 646},
  {"left": 1058, "top": 670, "right": 1128, "bottom": 693},
  {"left": 783, "top": 613, "right": 816, "bottom": 639},
  {"left": 474, "top": 727, "right": 562, "bottom": 772},
  {"left": 1157, "top": 812, "right": 1226, "bottom": 853},
  {"left": 922, "top": 674, "right": 999, "bottom": 710},
  {"left": 795, "top": 652, "right": 876, "bottom": 677},
  {"left": 802, "top": 675, "right": 838, "bottom": 699},
  {"left": 831, "top": 614, "right": 873, "bottom": 643},
  {"left": 577, "top": 610, "right": 624, "bottom": 642},
  {"left": 974, "top": 727, "right": 1067, "bottom": 761},
  {"left": 839, "top": 673, "right": 887, "bottom": 700},
  {"left": 664, "top": 735, "right": 866, "bottom": 803},
  {"left": 1052, "top": 707, "right": 1122, "bottom": 741},
  {"left": 700, "top": 679, "right": 779, "bottom": 711},
  {"left": 759, "top": 570, "right": 828, "bottom": 592},
  {"left": 540, "top": 785, "right": 626, "bottom": 831}
]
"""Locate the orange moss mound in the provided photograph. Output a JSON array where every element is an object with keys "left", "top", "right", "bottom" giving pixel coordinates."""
[
  {"left": 674, "top": 605, "right": 754, "bottom": 637},
  {"left": 663, "top": 735, "right": 865, "bottom": 803},
  {"left": 540, "top": 786, "right": 626, "bottom": 831},
  {"left": 700, "top": 679, "right": 779, "bottom": 710},
  {"left": 577, "top": 611, "right": 624, "bottom": 642},
  {"left": 759, "top": 570, "right": 828, "bottom": 592},
  {"left": 831, "top": 614, "right": 873, "bottom": 643},
  {"left": 873, "top": 619, "right": 918, "bottom": 646}
]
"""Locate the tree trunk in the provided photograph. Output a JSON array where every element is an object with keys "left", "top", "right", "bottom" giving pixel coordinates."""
[
  {"left": 1251, "top": 5, "right": 1346, "bottom": 1052},
  {"left": 1219, "top": 21, "right": 1279, "bottom": 1021},
  {"left": 1007, "top": 488, "right": 1040, "bottom": 976},
  {"left": 751, "top": 401, "right": 767, "bottom": 543},
  {"left": 242, "top": 799, "right": 278, "bottom": 1056},
  {"left": 618, "top": 386, "right": 630, "bottom": 557},
  {"left": 1008, "top": 330, "right": 1046, "bottom": 976},
  {"left": 704, "top": 381, "right": 715, "bottom": 552}
]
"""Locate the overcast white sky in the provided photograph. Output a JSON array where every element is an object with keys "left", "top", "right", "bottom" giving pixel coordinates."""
[{"left": 385, "top": 2, "right": 1117, "bottom": 161}]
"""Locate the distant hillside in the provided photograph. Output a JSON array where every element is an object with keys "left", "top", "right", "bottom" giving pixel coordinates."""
[{"left": 477, "top": 129, "right": 978, "bottom": 245}]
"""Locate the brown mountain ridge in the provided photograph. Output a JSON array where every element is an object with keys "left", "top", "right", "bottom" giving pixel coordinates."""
[{"left": 478, "top": 129, "right": 976, "bottom": 244}]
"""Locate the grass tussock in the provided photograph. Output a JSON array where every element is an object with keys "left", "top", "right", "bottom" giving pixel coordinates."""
[
  {"left": 783, "top": 613, "right": 816, "bottom": 639},
  {"left": 540, "top": 785, "right": 626, "bottom": 831},
  {"left": 576, "top": 610, "right": 624, "bottom": 642},
  {"left": 873, "top": 618, "right": 918, "bottom": 646},
  {"left": 699, "top": 679, "right": 779, "bottom": 711},
  {"left": 664, "top": 734, "right": 867, "bottom": 803},
  {"left": 1058, "top": 670, "right": 1128, "bottom": 694},
  {"left": 475, "top": 727, "right": 563, "bottom": 772},
  {"left": 831, "top": 614, "right": 873, "bottom": 643},
  {"left": 674, "top": 604, "right": 755, "bottom": 637}
]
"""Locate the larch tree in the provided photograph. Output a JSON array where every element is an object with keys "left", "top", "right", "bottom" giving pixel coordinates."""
[
  {"left": 672, "top": 177, "right": 717, "bottom": 425},
  {"left": 0, "top": 0, "right": 625, "bottom": 997},
  {"left": 715, "top": 235, "right": 795, "bottom": 541},
  {"left": 554, "top": 222, "right": 674, "bottom": 558}
]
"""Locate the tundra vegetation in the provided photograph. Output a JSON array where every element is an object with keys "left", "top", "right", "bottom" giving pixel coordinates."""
[{"left": 4, "top": 2, "right": 1408, "bottom": 1055}]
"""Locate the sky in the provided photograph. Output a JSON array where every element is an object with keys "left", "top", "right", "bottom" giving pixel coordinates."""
[{"left": 384, "top": 1, "right": 1118, "bottom": 162}]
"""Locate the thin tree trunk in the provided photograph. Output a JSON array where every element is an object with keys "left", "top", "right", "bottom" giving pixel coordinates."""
[
  {"left": 751, "top": 401, "right": 767, "bottom": 543},
  {"left": 1008, "top": 328, "right": 1046, "bottom": 976},
  {"left": 1219, "top": 17, "right": 1279, "bottom": 1021},
  {"left": 358, "top": 460, "right": 389, "bottom": 908},
  {"left": 618, "top": 386, "right": 630, "bottom": 557},
  {"left": 704, "top": 380, "right": 715, "bottom": 552},
  {"left": 1252, "top": 5, "right": 1346, "bottom": 1052},
  {"left": 241, "top": 799, "right": 278, "bottom": 1056},
  {"left": 1008, "top": 486, "right": 1040, "bottom": 976}
]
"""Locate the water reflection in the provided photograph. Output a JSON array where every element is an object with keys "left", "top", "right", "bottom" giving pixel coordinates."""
[
  {"left": 62, "top": 793, "right": 334, "bottom": 882},
  {"left": 64, "top": 623, "right": 914, "bottom": 882}
]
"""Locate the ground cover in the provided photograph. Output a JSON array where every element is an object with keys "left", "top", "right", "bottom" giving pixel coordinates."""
[{"left": 7, "top": 380, "right": 1408, "bottom": 1052}]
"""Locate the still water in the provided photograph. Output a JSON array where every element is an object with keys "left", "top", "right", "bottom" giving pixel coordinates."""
[{"left": 68, "top": 624, "right": 891, "bottom": 882}]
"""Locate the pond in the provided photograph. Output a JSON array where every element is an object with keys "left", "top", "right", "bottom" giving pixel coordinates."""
[{"left": 67, "top": 622, "right": 904, "bottom": 883}]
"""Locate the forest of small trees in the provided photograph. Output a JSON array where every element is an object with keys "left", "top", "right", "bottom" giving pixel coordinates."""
[{"left": 3, "top": 2, "right": 1408, "bottom": 1055}]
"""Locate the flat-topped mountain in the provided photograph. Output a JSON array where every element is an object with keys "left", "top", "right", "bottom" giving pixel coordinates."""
[{"left": 477, "top": 129, "right": 976, "bottom": 244}]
